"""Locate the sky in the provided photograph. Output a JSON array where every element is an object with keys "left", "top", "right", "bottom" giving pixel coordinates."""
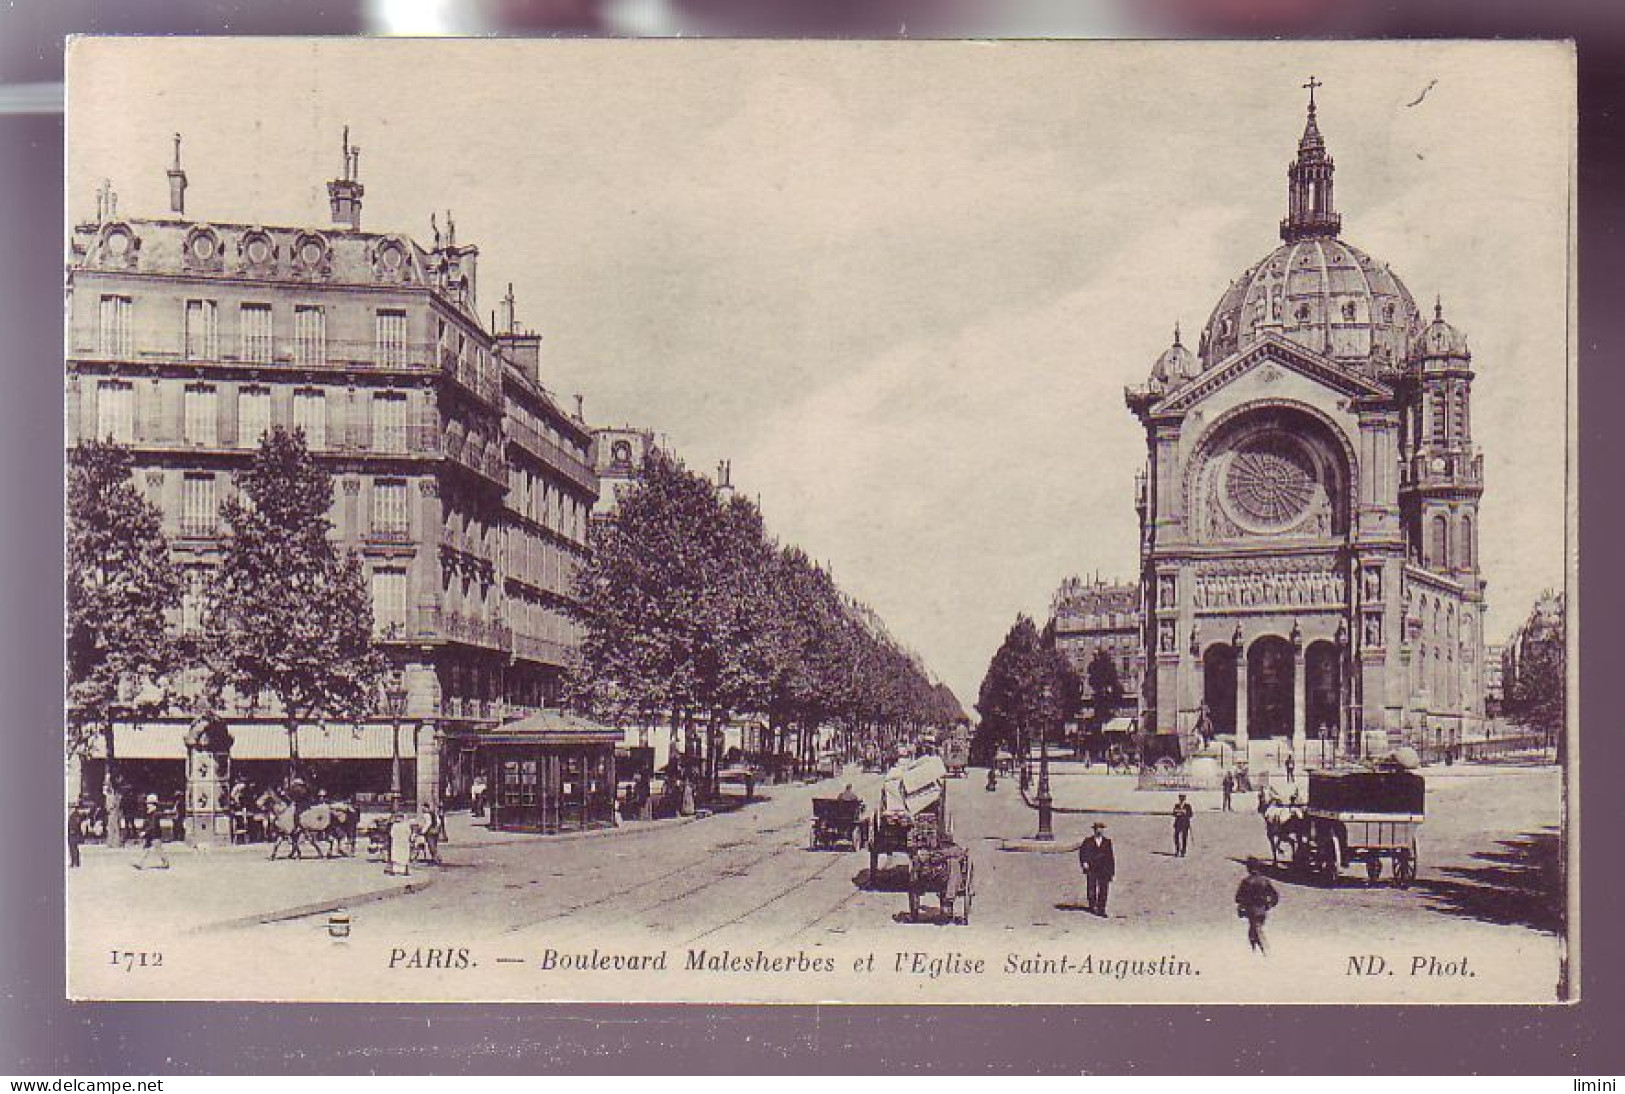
[{"left": 67, "top": 39, "right": 1575, "bottom": 708}]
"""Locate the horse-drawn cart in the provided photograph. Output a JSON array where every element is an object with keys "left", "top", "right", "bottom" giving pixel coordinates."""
[
  {"left": 809, "top": 797, "right": 867, "bottom": 851},
  {"left": 1278, "top": 768, "right": 1424, "bottom": 886},
  {"left": 869, "top": 755, "right": 952, "bottom": 883}
]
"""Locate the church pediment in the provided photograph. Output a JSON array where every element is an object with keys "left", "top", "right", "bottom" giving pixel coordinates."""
[{"left": 1153, "top": 334, "right": 1390, "bottom": 417}]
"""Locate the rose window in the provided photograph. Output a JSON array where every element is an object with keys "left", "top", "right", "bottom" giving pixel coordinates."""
[{"left": 1222, "top": 433, "right": 1318, "bottom": 531}]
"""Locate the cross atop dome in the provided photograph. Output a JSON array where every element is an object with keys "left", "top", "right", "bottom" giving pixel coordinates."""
[{"left": 1304, "top": 75, "right": 1322, "bottom": 109}]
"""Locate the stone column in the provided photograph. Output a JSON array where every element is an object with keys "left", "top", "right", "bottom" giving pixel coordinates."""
[
  {"left": 183, "top": 715, "right": 234, "bottom": 846},
  {"left": 1233, "top": 630, "right": 1249, "bottom": 756},
  {"left": 1291, "top": 638, "right": 1307, "bottom": 761},
  {"left": 415, "top": 721, "right": 439, "bottom": 810}
]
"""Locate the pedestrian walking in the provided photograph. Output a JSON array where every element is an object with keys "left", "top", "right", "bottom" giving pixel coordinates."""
[
  {"left": 134, "top": 794, "right": 170, "bottom": 870},
  {"left": 1285, "top": 751, "right": 1296, "bottom": 784},
  {"left": 470, "top": 774, "right": 488, "bottom": 819},
  {"left": 1221, "top": 771, "right": 1235, "bottom": 812},
  {"left": 1235, "top": 858, "right": 1280, "bottom": 956},
  {"left": 1077, "top": 821, "right": 1116, "bottom": 916},
  {"left": 67, "top": 801, "right": 84, "bottom": 868},
  {"left": 1172, "top": 794, "right": 1194, "bottom": 857}
]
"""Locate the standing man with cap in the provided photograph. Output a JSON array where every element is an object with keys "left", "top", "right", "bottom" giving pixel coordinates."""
[
  {"left": 1077, "top": 821, "right": 1116, "bottom": 916},
  {"left": 1172, "top": 794, "right": 1194, "bottom": 857}
]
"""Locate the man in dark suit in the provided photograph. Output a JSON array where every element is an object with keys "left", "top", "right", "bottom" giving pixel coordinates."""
[
  {"left": 1172, "top": 794, "right": 1194, "bottom": 857},
  {"left": 1077, "top": 821, "right": 1116, "bottom": 916}
]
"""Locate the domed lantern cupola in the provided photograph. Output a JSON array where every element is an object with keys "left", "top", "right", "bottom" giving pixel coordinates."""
[
  {"left": 1412, "top": 296, "right": 1472, "bottom": 370},
  {"left": 1148, "top": 323, "right": 1196, "bottom": 388},
  {"left": 1280, "top": 76, "right": 1342, "bottom": 243}
]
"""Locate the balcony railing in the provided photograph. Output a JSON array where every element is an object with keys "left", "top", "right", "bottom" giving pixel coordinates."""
[
  {"left": 512, "top": 632, "right": 572, "bottom": 666},
  {"left": 504, "top": 414, "right": 597, "bottom": 495},
  {"left": 412, "top": 606, "right": 512, "bottom": 651},
  {"left": 70, "top": 337, "right": 443, "bottom": 374},
  {"left": 440, "top": 347, "right": 502, "bottom": 408},
  {"left": 1403, "top": 450, "right": 1484, "bottom": 489}
]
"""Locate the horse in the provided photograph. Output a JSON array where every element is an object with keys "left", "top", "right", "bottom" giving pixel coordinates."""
[
  {"left": 1262, "top": 803, "right": 1310, "bottom": 866},
  {"left": 256, "top": 789, "right": 354, "bottom": 860}
]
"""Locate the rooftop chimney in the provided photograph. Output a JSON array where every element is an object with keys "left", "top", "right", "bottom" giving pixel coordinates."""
[
  {"left": 493, "top": 282, "right": 542, "bottom": 385},
  {"left": 167, "top": 133, "right": 188, "bottom": 216},
  {"left": 327, "top": 126, "right": 364, "bottom": 231}
]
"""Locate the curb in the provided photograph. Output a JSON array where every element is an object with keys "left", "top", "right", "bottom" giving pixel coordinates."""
[
  {"left": 999, "top": 838, "right": 1086, "bottom": 853},
  {"left": 449, "top": 813, "right": 701, "bottom": 851},
  {"left": 195, "top": 873, "right": 437, "bottom": 933}
]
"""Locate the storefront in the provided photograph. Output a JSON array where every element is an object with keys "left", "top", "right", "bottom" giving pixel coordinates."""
[
  {"left": 80, "top": 720, "right": 418, "bottom": 807},
  {"left": 480, "top": 710, "right": 621, "bottom": 833}
]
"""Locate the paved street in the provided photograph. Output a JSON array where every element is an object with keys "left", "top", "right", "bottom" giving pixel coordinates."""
[{"left": 69, "top": 763, "right": 1563, "bottom": 1003}]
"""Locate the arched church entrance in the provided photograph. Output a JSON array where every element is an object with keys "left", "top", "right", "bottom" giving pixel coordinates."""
[
  {"left": 1247, "top": 636, "right": 1295, "bottom": 739},
  {"left": 1201, "top": 644, "right": 1237, "bottom": 736},
  {"left": 1305, "top": 640, "right": 1342, "bottom": 740}
]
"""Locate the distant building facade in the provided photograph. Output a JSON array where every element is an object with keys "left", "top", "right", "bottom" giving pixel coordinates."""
[
  {"left": 589, "top": 425, "right": 659, "bottom": 520},
  {"left": 1124, "top": 87, "right": 1486, "bottom": 764},
  {"left": 1047, "top": 576, "right": 1143, "bottom": 735},
  {"left": 66, "top": 132, "right": 597, "bottom": 805}
]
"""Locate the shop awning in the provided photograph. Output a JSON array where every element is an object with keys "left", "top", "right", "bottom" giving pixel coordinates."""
[
  {"left": 1102, "top": 718, "right": 1137, "bottom": 734},
  {"left": 89, "top": 721, "right": 407, "bottom": 760}
]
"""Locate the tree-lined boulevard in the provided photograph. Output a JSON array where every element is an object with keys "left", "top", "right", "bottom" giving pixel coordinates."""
[{"left": 69, "top": 758, "right": 1562, "bottom": 1002}]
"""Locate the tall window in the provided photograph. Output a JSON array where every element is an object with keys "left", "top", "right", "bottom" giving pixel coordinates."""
[
  {"left": 1431, "top": 514, "right": 1450, "bottom": 569},
  {"left": 371, "top": 391, "right": 407, "bottom": 453},
  {"left": 370, "top": 567, "right": 407, "bottom": 635},
  {"left": 371, "top": 478, "right": 408, "bottom": 538},
  {"left": 183, "top": 383, "right": 218, "bottom": 447},
  {"left": 184, "top": 299, "right": 219, "bottom": 359},
  {"left": 292, "top": 387, "right": 326, "bottom": 449},
  {"left": 237, "top": 385, "right": 270, "bottom": 448},
  {"left": 98, "top": 295, "right": 133, "bottom": 357},
  {"left": 1430, "top": 391, "right": 1448, "bottom": 444},
  {"left": 240, "top": 303, "right": 273, "bottom": 363},
  {"left": 293, "top": 305, "right": 326, "bottom": 366},
  {"left": 1460, "top": 514, "right": 1474, "bottom": 570},
  {"left": 376, "top": 309, "right": 408, "bottom": 368},
  {"left": 95, "top": 379, "right": 134, "bottom": 443},
  {"left": 181, "top": 474, "right": 216, "bottom": 537}
]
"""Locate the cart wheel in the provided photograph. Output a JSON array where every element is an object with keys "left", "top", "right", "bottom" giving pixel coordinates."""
[
  {"left": 1394, "top": 850, "right": 1416, "bottom": 888},
  {"left": 1365, "top": 857, "right": 1383, "bottom": 884}
]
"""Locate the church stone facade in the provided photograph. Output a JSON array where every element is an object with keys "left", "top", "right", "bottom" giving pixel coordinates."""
[{"left": 1125, "top": 86, "right": 1486, "bottom": 764}]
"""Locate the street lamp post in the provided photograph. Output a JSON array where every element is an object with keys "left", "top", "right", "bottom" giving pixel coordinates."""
[
  {"left": 384, "top": 669, "right": 409, "bottom": 811},
  {"left": 1035, "top": 713, "right": 1055, "bottom": 841}
]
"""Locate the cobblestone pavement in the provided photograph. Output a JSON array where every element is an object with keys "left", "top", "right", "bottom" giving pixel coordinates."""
[{"left": 69, "top": 763, "right": 1564, "bottom": 1003}]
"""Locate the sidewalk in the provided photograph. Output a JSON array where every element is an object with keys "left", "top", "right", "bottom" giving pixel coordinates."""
[
  {"left": 67, "top": 806, "right": 721, "bottom": 934},
  {"left": 68, "top": 842, "right": 428, "bottom": 935}
]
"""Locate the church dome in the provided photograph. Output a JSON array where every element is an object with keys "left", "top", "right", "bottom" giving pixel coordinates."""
[
  {"left": 1148, "top": 326, "right": 1197, "bottom": 386},
  {"left": 1199, "top": 236, "right": 1420, "bottom": 373},
  {"left": 1412, "top": 299, "right": 1470, "bottom": 360},
  {"left": 1197, "top": 86, "right": 1421, "bottom": 374}
]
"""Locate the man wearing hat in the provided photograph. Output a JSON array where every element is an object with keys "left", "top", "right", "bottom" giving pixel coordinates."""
[
  {"left": 1077, "top": 821, "right": 1116, "bottom": 916},
  {"left": 134, "top": 793, "right": 170, "bottom": 871}
]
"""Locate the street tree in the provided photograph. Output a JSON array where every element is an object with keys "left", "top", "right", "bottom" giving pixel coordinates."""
[
  {"left": 1085, "top": 647, "right": 1124, "bottom": 730},
  {"left": 66, "top": 440, "right": 181, "bottom": 845},
  {"left": 205, "top": 427, "right": 385, "bottom": 782}
]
